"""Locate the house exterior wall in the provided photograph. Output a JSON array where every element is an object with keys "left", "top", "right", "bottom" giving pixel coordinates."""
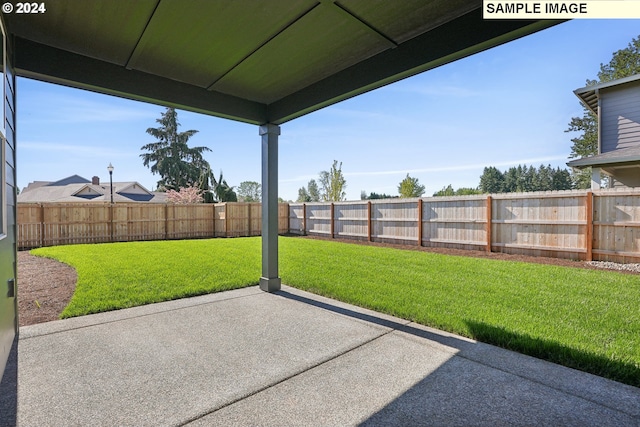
[
  {"left": 601, "top": 80, "right": 640, "bottom": 153},
  {"left": 0, "top": 23, "right": 17, "bottom": 381}
]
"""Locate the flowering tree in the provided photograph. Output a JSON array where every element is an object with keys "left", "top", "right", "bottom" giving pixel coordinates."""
[{"left": 165, "top": 186, "right": 204, "bottom": 204}]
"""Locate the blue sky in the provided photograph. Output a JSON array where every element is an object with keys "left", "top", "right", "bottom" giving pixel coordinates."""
[{"left": 17, "top": 19, "right": 640, "bottom": 201}]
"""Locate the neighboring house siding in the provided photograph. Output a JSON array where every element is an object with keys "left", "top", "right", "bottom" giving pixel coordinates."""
[
  {"left": 601, "top": 81, "right": 640, "bottom": 153},
  {"left": 0, "top": 28, "right": 17, "bottom": 380}
]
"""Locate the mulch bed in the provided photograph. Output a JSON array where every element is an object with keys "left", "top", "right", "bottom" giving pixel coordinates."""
[
  {"left": 17, "top": 251, "right": 76, "bottom": 327},
  {"left": 17, "top": 236, "right": 634, "bottom": 327}
]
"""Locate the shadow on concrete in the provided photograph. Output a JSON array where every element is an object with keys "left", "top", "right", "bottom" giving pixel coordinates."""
[
  {"left": 276, "top": 290, "right": 476, "bottom": 351},
  {"left": 276, "top": 290, "right": 639, "bottom": 389},
  {"left": 357, "top": 354, "right": 638, "bottom": 427},
  {"left": 276, "top": 290, "right": 639, "bottom": 426},
  {"left": 0, "top": 336, "right": 17, "bottom": 427}
]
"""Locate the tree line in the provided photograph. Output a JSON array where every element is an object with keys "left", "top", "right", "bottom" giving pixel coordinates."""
[{"left": 432, "top": 164, "right": 572, "bottom": 197}]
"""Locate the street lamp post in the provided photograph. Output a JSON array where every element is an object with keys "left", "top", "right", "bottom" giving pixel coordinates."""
[
  {"left": 107, "top": 163, "right": 114, "bottom": 204},
  {"left": 107, "top": 163, "right": 114, "bottom": 242}
]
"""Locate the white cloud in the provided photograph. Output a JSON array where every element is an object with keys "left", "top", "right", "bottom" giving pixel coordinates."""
[
  {"left": 279, "top": 174, "right": 319, "bottom": 184},
  {"left": 19, "top": 141, "right": 136, "bottom": 157},
  {"left": 20, "top": 92, "right": 156, "bottom": 124},
  {"left": 387, "top": 82, "right": 483, "bottom": 98}
]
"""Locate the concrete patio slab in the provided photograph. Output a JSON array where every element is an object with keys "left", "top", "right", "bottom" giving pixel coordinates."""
[{"left": 11, "top": 285, "right": 640, "bottom": 427}]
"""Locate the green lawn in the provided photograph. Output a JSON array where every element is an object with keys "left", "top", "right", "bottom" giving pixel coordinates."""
[
  {"left": 33, "top": 238, "right": 262, "bottom": 317},
  {"left": 32, "top": 236, "right": 640, "bottom": 387}
]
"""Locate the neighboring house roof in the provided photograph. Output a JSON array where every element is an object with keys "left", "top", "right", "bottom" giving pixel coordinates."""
[
  {"left": 574, "top": 74, "right": 640, "bottom": 115},
  {"left": 47, "top": 174, "right": 91, "bottom": 186},
  {"left": 567, "top": 146, "right": 640, "bottom": 168},
  {"left": 19, "top": 176, "right": 167, "bottom": 203},
  {"left": 22, "top": 181, "right": 51, "bottom": 192}
]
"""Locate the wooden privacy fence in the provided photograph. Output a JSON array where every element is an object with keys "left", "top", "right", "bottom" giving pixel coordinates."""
[
  {"left": 289, "top": 189, "right": 640, "bottom": 263},
  {"left": 18, "top": 189, "right": 640, "bottom": 263},
  {"left": 17, "top": 202, "right": 289, "bottom": 249}
]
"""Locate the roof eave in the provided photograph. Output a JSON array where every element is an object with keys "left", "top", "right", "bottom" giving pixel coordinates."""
[
  {"left": 574, "top": 73, "right": 640, "bottom": 115},
  {"left": 567, "top": 156, "right": 640, "bottom": 169}
]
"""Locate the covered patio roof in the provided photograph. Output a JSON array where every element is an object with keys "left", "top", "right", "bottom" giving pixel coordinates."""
[
  {"left": 5, "top": 1, "right": 558, "bottom": 125},
  {"left": 4, "top": 1, "right": 561, "bottom": 292}
]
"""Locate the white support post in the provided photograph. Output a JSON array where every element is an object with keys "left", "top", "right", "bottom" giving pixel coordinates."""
[
  {"left": 259, "top": 124, "right": 281, "bottom": 292},
  {"left": 591, "top": 167, "right": 601, "bottom": 190}
]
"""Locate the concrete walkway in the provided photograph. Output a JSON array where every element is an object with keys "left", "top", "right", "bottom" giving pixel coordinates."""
[{"left": 6, "top": 285, "right": 640, "bottom": 426}]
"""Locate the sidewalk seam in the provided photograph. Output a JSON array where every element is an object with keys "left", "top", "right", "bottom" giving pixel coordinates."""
[
  {"left": 177, "top": 328, "right": 397, "bottom": 427},
  {"left": 19, "top": 290, "right": 263, "bottom": 340}
]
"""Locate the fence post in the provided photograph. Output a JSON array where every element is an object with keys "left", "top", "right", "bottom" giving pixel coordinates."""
[
  {"left": 367, "top": 201, "right": 372, "bottom": 242},
  {"left": 586, "top": 191, "right": 593, "bottom": 261},
  {"left": 330, "top": 202, "right": 335, "bottom": 238},
  {"left": 247, "top": 203, "right": 251, "bottom": 237},
  {"left": 164, "top": 203, "right": 169, "bottom": 240},
  {"left": 210, "top": 203, "right": 216, "bottom": 237},
  {"left": 417, "top": 199, "right": 423, "bottom": 247},
  {"left": 286, "top": 203, "right": 290, "bottom": 235},
  {"left": 303, "top": 203, "right": 307, "bottom": 235},
  {"left": 225, "top": 203, "right": 229, "bottom": 237},
  {"left": 486, "top": 195, "right": 492, "bottom": 253},
  {"left": 39, "top": 203, "right": 45, "bottom": 248},
  {"left": 109, "top": 203, "right": 113, "bottom": 243}
]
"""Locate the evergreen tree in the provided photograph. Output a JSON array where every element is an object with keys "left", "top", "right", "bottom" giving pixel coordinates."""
[
  {"left": 140, "top": 107, "right": 212, "bottom": 192},
  {"left": 211, "top": 170, "right": 237, "bottom": 202},
  {"left": 297, "top": 179, "right": 321, "bottom": 202},
  {"left": 297, "top": 186, "right": 311, "bottom": 202},
  {"left": 361, "top": 191, "right": 397, "bottom": 200},
  {"left": 551, "top": 167, "right": 573, "bottom": 190},
  {"left": 480, "top": 164, "right": 574, "bottom": 193},
  {"left": 307, "top": 179, "right": 321, "bottom": 202},
  {"left": 479, "top": 167, "right": 504, "bottom": 193}
]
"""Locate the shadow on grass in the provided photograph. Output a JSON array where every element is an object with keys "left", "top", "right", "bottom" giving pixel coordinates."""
[{"left": 464, "top": 320, "right": 640, "bottom": 388}]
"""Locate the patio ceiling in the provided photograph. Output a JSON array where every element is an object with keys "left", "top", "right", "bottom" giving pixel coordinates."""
[{"left": 5, "top": 0, "right": 559, "bottom": 125}]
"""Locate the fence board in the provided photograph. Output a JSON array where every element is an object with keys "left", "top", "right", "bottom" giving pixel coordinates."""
[
  {"left": 422, "top": 196, "right": 486, "bottom": 250},
  {"left": 289, "top": 204, "right": 305, "bottom": 235},
  {"left": 372, "top": 200, "right": 418, "bottom": 243},
  {"left": 334, "top": 203, "right": 368, "bottom": 240},
  {"left": 305, "top": 203, "right": 332, "bottom": 236}
]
